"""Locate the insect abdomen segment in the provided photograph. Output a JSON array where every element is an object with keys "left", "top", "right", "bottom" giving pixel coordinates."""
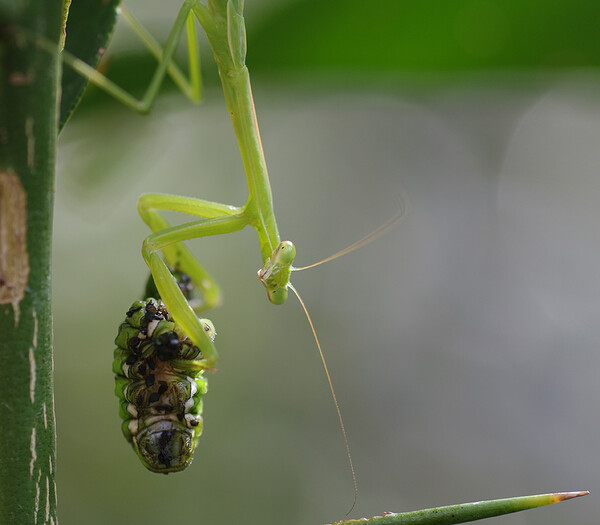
[{"left": 113, "top": 298, "right": 209, "bottom": 473}]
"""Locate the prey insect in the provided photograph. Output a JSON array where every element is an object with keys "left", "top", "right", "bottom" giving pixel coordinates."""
[{"left": 113, "top": 297, "right": 214, "bottom": 473}]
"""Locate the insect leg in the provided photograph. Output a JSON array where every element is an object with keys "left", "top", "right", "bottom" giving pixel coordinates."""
[
  {"left": 59, "top": 1, "right": 195, "bottom": 112},
  {"left": 138, "top": 193, "right": 242, "bottom": 221},
  {"left": 118, "top": 5, "right": 203, "bottom": 102},
  {"left": 142, "top": 213, "right": 248, "bottom": 367},
  {"left": 138, "top": 193, "right": 244, "bottom": 311},
  {"left": 170, "top": 359, "right": 209, "bottom": 374}
]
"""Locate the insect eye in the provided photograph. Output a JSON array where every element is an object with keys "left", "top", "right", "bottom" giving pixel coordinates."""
[
  {"left": 273, "top": 240, "right": 296, "bottom": 266},
  {"left": 267, "top": 287, "right": 288, "bottom": 305}
]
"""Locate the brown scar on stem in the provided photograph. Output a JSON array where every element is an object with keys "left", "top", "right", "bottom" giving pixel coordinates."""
[
  {"left": 0, "top": 171, "right": 29, "bottom": 325},
  {"left": 9, "top": 71, "right": 32, "bottom": 86}
]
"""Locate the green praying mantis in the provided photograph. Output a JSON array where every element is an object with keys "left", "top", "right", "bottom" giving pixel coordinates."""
[{"left": 56, "top": 0, "right": 588, "bottom": 522}]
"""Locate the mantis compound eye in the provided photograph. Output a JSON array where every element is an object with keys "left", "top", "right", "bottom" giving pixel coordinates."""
[{"left": 273, "top": 240, "right": 296, "bottom": 267}]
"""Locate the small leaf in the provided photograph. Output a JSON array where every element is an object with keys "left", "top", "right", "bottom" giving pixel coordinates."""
[{"left": 59, "top": 0, "right": 120, "bottom": 131}]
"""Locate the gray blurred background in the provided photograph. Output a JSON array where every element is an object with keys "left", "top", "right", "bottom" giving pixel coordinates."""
[{"left": 54, "top": 1, "right": 599, "bottom": 523}]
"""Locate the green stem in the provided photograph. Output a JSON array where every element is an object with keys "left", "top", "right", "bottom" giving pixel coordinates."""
[
  {"left": 331, "top": 492, "right": 589, "bottom": 525},
  {"left": 0, "top": 0, "right": 63, "bottom": 522}
]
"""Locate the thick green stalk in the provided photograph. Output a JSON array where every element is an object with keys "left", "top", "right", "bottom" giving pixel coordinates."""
[{"left": 0, "top": 0, "right": 63, "bottom": 523}]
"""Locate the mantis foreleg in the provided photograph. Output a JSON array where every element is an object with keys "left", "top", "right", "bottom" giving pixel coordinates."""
[
  {"left": 138, "top": 193, "right": 244, "bottom": 311},
  {"left": 141, "top": 211, "right": 247, "bottom": 367}
]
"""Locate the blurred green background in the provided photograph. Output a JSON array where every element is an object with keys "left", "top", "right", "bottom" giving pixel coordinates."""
[{"left": 55, "top": 1, "right": 599, "bottom": 524}]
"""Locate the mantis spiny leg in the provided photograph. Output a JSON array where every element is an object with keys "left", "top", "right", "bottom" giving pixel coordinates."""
[
  {"left": 142, "top": 212, "right": 248, "bottom": 367},
  {"left": 138, "top": 193, "right": 244, "bottom": 311}
]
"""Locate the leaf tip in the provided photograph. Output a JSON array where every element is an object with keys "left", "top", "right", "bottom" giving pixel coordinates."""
[{"left": 550, "top": 491, "right": 589, "bottom": 504}]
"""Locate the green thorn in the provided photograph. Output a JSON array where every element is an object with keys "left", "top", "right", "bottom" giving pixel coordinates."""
[{"left": 330, "top": 491, "right": 589, "bottom": 525}]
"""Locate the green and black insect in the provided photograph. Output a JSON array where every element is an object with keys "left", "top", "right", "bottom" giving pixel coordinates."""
[{"left": 113, "top": 297, "right": 215, "bottom": 473}]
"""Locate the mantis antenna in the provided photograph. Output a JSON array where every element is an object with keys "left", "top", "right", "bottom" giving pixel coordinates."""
[
  {"left": 284, "top": 202, "right": 407, "bottom": 514},
  {"left": 288, "top": 283, "right": 358, "bottom": 515},
  {"left": 292, "top": 198, "right": 407, "bottom": 272}
]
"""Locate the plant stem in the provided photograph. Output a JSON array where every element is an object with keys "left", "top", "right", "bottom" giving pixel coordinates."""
[
  {"left": 0, "top": 0, "right": 63, "bottom": 522},
  {"left": 331, "top": 492, "right": 589, "bottom": 525}
]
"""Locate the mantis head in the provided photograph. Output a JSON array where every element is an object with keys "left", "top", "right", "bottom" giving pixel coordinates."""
[{"left": 257, "top": 240, "right": 296, "bottom": 305}]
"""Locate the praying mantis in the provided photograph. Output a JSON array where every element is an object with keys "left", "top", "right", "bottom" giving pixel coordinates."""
[{"left": 55, "top": 0, "right": 588, "bottom": 522}]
